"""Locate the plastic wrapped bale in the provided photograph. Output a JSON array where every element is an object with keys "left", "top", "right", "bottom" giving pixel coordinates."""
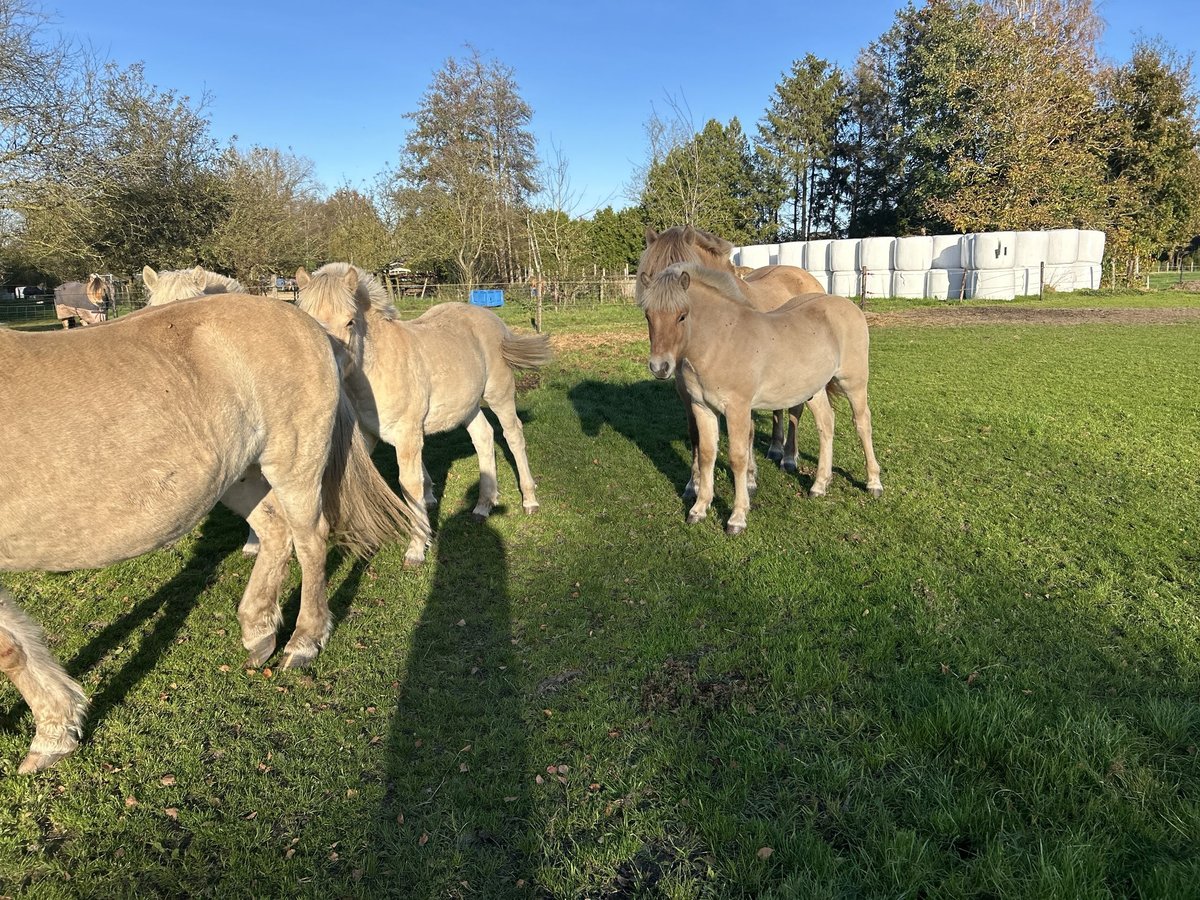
[
  {"left": 1077, "top": 230, "right": 1106, "bottom": 264},
  {"left": 1045, "top": 229, "right": 1080, "bottom": 265},
  {"left": 1043, "top": 264, "right": 1076, "bottom": 292},
  {"left": 966, "top": 269, "right": 1018, "bottom": 300},
  {"left": 862, "top": 269, "right": 891, "bottom": 299},
  {"left": 804, "top": 240, "right": 832, "bottom": 274},
  {"left": 894, "top": 236, "right": 934, "bottom": 272},
  {"left": 830, "top": 270, "right": 860, "bottom": 297},
  {"left": 778, "top": 241, "right": 807, "bottom": 267},
  {"left": 829, "top": 239, "right": 859, "bottom": 273},
  {"left": 738, "top": 244, "right": 773, "bottom": 270},
  {"left": 859, "top": 236, "right": 894, "bottom": 274},
  {"left": 1072, "top": 263, "right": 1101, "bottom": 290},
  {"left": 1014, "top": 231, "right": 1050, "bottom": 268},
  {"left": 806, "top": 270, "right": 832, "bottom": 293},
  {"left": 967, "top": 232, "right": 1018, "bottom": 270},
  {"left": 931, "top": 235, "right": 963, "bottom": 270},
  {"left": 891, "top": 270, "right": 929, "bottom": 299},
  {"left": 927, "top": 268, "right": 966, "bottom": 300}
]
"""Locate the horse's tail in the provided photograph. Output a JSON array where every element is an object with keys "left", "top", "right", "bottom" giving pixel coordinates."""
[
  {"left": 500, "top": 331, "right": 553, "bottom": 370},
  {"left": 321, "top": 390, "right": 423, "bottom": 557}
]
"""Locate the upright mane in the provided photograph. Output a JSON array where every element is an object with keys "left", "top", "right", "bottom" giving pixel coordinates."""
[
  {"left": 640, "top": 225, "right": 737, "bottom": 276},
  {"left": 639, "top": 262, "right": 751, "bottom": 314},
  {"left": 143, "top": 266, "right": 243, "bottom": 306},
  {"left": 298, "top": 262, "right": 394, "bottom": 322}
]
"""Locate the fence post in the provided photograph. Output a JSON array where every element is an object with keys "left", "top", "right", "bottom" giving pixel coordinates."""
[{"left": 1039, "top": 261, "right": 1044, "bottom": 300}]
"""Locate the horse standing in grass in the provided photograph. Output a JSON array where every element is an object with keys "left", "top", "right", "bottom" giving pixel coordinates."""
[
  {"left": 296, "top": 263, "right": 552, "bottom": 566},
  {"left": 637, "top": 225, "right": 827, "bottom": 474},
  {"left": 142, "top": 265, "right": 243, "bottom": 306},
  {"left": 0, "top": 295, "right": 416, "bottom": 772},
  {"left": 639, "top": 263, "right": 882, "bottom": 535}
]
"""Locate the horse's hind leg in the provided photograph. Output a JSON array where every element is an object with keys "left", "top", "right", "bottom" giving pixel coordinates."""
[
  {"left": 395, "top": 435, "right": 433, "bottom": 566},
  {"left": 0, "top": 589, "right": 87, "bottom": 773},
  {"left": 221, "top": 484, "right": 293, "bottom": 666},
  {"left": 781, "top": 406, "right": 802, "bottom": 474},
  {"left": 465, "top": 409, "right": 501, "bottom": 519},
  {"left": 225, "top": 466, "right": 268, "bottom": 556},
  {"left": 838, "top": 379, "right": 883, "bottom": 497},
  {"left": 767, "top": 409, "right": 786, "bottom": 463},
  {"left": 488, "top": 392, "right": 540, "bottom": 514},
  {"left": 725, "top": 404, "right": 754, "bottom": 535},
  {"left": 805, "top": 392, "right": 836, "bottom": 497}
]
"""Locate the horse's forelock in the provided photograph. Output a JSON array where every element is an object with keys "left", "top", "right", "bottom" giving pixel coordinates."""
[
  {"left": 309, "top": 262, "right": 394, "bottom": 321},
  {"left": 640, "top": 265, "right": 693, "bottom": 315}
]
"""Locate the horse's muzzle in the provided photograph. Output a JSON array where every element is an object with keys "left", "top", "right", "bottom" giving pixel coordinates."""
[{"left": 648, "top": 358, "right": 674, "bottom": 380}]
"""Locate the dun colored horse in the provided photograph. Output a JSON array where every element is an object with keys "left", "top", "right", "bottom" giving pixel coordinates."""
[
  {"left": 637, "top": 225, "right": 825, "bottom": 472},
  {"left": 639, "top": 263, "right": 883, "bottom": 535},
  {"left": 0, "top": 296, "right": 416, "bottom": 772},
  {"left": 296, "top": 263, "right": 552, "bottom": 566},
  {"left": 142, "top": 265, "right": 243, "bottom": 306}
]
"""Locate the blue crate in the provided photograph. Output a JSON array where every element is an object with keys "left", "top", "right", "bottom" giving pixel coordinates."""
[{"left": 469, "top": 289, "right": 504, "bottom": 307}]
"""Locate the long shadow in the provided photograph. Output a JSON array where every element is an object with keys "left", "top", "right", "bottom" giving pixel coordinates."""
[
  {"left": 369, "top": 509, "right": 531, "bottom": 893},
  {"left": 0, "top": 510, "right": 238, "bottom": 738}
]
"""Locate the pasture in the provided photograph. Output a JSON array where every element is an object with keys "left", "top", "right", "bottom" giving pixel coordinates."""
[{"left": 2, "top": 295, "right": 1199, "bottom": 898}]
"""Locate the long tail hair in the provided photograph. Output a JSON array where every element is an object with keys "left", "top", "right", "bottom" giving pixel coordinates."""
[
  {"left": 321, "top": 390, "right": 424, "bottom": 556},
  {"left": 500, "top": 332, "right": 553, "bottom": 370}
]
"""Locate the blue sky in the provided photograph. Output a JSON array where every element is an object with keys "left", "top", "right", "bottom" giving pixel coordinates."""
[{"left": 45, "top": 0, "right": 1200, "bottom": 215}]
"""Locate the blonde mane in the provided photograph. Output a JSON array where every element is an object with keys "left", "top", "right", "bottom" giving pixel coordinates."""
[
  {"left": 639, "top": 225, "right": 737, "bottom": 277},
  {"left": 640, "top": 262, "right": 750, "bottom": 314},
  {"left": 310, "top": 262, "right": 394, "bottom": 320},
  {"left": 143, "top": 266, "right": 243, "bottom": 306}
]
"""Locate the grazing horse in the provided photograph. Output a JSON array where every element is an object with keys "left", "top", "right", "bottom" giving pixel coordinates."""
[
  {"left": 142, "top": 265, "right": 243, "bottom": 306},
  {"left": 296, "top": 263, "right": 552, "bottom": 566},
  {"left": 639, "top": 263, "right": 882, "bottom": 535},
  {"left": 0, "top": 295, "right": 417, "bottom": 772},
  {"left": 637, "top": 225, "right": 826, "bottom": 472}
]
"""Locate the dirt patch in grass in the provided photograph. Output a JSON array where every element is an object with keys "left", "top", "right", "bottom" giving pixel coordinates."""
[
  {"left": 549, "top": 330, "right": 643, "bottom": 352},
  {"left": 1169, "top": 280, "right": 1200, "bottom": 293},
  {"left": 640, "top": 656, "right": 752, "bottom": 715},
  {"left": 865, "top": 305, "right": 1200, "bottom": 327}
]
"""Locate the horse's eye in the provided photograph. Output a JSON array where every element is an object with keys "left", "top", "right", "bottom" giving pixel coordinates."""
[{"left": 677, "top": 311, "right": 687, "bottom": 323}]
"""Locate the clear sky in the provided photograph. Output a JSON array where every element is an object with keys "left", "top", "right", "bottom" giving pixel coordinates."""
[{"left": 43, "top": 0, "right": 1200, "bottom": 215}]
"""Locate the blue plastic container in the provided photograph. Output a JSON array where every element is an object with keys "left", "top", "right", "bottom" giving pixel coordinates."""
[{"left": 469, "top": 289, "right": 504, "bottom": 307}]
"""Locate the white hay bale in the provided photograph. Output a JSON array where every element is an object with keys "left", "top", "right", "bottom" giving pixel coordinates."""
[
  {"left": 1014, "top": 231, "right": 1050, "bottom": 268},
  {"left": 1073, "top": 263, "right": 1101, "bottom": 290},
  {"left": 829, "top": 239, "right": 859, "bottom": 272},
  {"left": 891, "top": 270, "right": 928, "bottom": 299},
  {"left": 894, "top": 236, "right": 934, "bottom": 272},
  {"left": 968, "top": 232, "right": 1017, "bottom": 270},
  {"left": 931, "top": 235, "right": 963, "bottom": 270},
  {"left": 804, "top": 240, "right": 832, "bottom": 273},
  {"left": 862, "top": 269, "right": 891, "bottom": 299},
  {"left": 1045, "top": 229, "right": 1079, "bottom": 265},
  {"left": 830, "top": 270, "right": 860, "bottom": 297},
  {"left": 1043, "top": 264, "right": 1076, "bottom": 291},
  {"left": 738, "top": 244, "right": 772, "bottom": 269},
  {"left": 778, "top": 241, "right": 806, "bottom": 267},
  {"left": 1077, "top": 230, "right": 1106, "bottom": 264},
  {"left": 858, "top": 236, "right": 894, "bottom": 273},
  {"left": 805, "top": 270, "right": 832, "bottom": 293},
  {"left": 927, "top": 268, "right": 966, "bottom": 300},
  {"left": 966, "top": 269, "right": 1017, "bottom": 300}
]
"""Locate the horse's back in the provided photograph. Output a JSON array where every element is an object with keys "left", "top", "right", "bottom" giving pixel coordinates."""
[
  {"left": 742, "top": 266, "right": 825, "bottom": 308},
  {"left": 0, "top": 296, "right": 339, "bottom": 570}
]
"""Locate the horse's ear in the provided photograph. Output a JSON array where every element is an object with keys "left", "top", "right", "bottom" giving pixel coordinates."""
[
  {"left": 142, "top": 266, "right": 158, "bottom": 289},
  {"left": 638, "top": 270, "right": 652, "bottom": 288},
  {"left": 295, "top": 268, "right": 310, "bottom": 288},
  {"left": 191, "top": 266, "right": 205, "bottom": 279},
  {"left": 682, "top": 224, "right": 696, "bottom": 243},
  {"left": 342, "top": 269, "right": 360, "bottom": 295},
  {"left": 679, "top": 270, "right": 691, "bottom": 291},
  {"left": 644, "top": 226, "right": 658, "bottom": 246}
]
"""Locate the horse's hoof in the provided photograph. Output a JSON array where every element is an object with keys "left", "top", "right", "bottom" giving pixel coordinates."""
[
  {"left": 869, "top": 486, "right": 884, "bottom": 499},
  {"left": 241, "top": 545, "right": 260, "bottom": 558},
  {"left": 424, "top": 498, "right": 438, "bottom": 509},
  {"left": 765, "top": 447, "right": 783, "bottom": 462},
  {"left": 403, "top": 553, "right": 426, "bottom": 568},
  {"left": 725, "top": 523, "right": 746, "bottom": 536},
  {"left": 244, "top": 635, "right": 277, "bottom": 669},
  {"left": 686, "top": 513, "right": 705, "bottom": 525},
  {"left": 523, "top": 502, "right": 540, "bottom": 515},
  {"left": 18, "top": 749, "right": 73, "bottom": 774},
  {"left": 780, "top": 459, "right": 798, "bottom": 474},
  {"left": 809, "top": 487, "right": 828, "bottom": 498},
  {"left": 280, "top": 647, "right": 319, "bottom": 669}
]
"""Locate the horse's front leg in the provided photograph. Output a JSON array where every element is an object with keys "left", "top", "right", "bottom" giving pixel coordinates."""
[
  {"left": 395, "top": 435, "right": 432, "bottom": 566},
  {"left": 781, "top": 404, "right": 803, "bottom": 474},
  {"left": 767, "top": 409, "right": 787, "bottom": 463},
  {"left": 805, "top": 391, "right": 835, "bottom": 497},
  {"left": 686, "top": 403, "right": 720, "bottom": 524},
  {"left": 725, "top": 404, "right": 754, "bottom": 535},
  {"left": 1, "top": 590, "right": 88, "bottom": 773}
]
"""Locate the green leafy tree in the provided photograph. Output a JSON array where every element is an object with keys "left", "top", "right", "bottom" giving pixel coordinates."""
[{"left": 587, "top": 206, "right": 644, "bottom": 273}]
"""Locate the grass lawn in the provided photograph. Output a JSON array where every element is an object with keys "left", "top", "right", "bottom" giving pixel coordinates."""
[{"left": 2, "top": 297, "right": 1199, "bottom": 898}]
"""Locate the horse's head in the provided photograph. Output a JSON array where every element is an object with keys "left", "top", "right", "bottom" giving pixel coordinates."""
[
  {"left": 295, "top": 263, "right": 391, "bottom": 369},
  {"left": 639, "top": 264, "right": 694, "bottom": 381},
  {"left": 142, "top": 265, "right": 236, "bottom": 306},
  {"left": 636, "top": 225, "right": 736, "bottom": 303}
]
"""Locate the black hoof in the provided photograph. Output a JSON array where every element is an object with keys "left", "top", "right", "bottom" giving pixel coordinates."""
[{"left": 725, "top": 523, "right": 745, "bottom": 536}]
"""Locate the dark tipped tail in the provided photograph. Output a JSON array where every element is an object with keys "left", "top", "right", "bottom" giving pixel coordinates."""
[{"left": 500, "top": 331, "right": 553, "bottom": 370}]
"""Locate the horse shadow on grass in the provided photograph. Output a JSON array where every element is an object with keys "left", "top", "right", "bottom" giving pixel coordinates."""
[
  {"left": 567, "top": 379, "right": 851, "bottom": 511},
  {"left": 368, "top": 508, "right": 532, "bottom": 891}
]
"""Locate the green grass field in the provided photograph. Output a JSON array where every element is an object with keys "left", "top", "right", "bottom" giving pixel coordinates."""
[{"left": 2, "top": 296, "right": 1199, "bottom": 898}]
